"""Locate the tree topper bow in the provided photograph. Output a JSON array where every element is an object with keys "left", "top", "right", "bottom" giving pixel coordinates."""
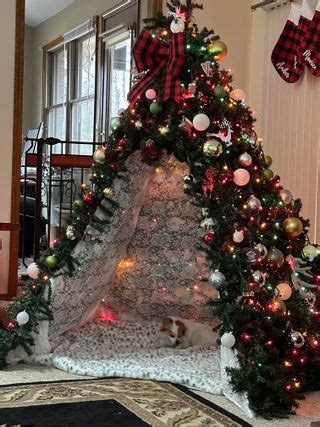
[{"left": 128, "top": 30, "right": 186, "bottom": 106}]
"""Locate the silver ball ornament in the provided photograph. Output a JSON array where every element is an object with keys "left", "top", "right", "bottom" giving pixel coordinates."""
[
  {"left": 209, "top": 270, "right": 227, "bottom": 290},
  {"left": 170, "top": 18, "right": 185, "bottom": 33},
  {"left": 279, "top": 189, "right": 293, "bottom": 205},
  {"left": 302, "top": 245, "right": 318, "bottom": 260},
  {"left": 16, "top": 310, "right": 30, "bottom": 326},
  {"left": 239, "top": 152, "right": 252, "bottom": 167},
  {"left": 247, "top": 196, "right": 262, "bottom": 210},
  {"left": 93, "top": 148, "right": 106, "bottom": 164}
]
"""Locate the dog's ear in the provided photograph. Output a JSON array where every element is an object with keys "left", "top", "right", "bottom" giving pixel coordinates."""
[
  {"left": 176, "top": 320, "right": 187, "bottom": 337},
  {"left": 160, "top": 317, "right": 173, "bottom": 332}
]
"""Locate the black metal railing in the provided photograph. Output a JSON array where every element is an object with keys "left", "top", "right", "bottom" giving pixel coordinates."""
[{"left": 20, "top": 137, "right": 96, "bottom": 266}]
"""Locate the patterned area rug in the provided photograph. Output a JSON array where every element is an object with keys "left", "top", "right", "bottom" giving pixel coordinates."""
[{"left": 0, "top": 378, "right": 251, "bottom": 426}]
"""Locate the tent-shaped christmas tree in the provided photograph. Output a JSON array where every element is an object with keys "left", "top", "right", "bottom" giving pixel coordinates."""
[{"left": 2, "top": 0, "right": 320, "bottom": 419}]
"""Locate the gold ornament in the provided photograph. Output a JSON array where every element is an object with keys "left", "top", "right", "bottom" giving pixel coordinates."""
[
  {"left": 283, "top": 217, "right": 303, "bottom": 238},
  {"left": 208, "top": 40, "right": 228, "bottom": 61},
  {"left": 264, "top": 154, "right": 273, "bottom": 167},
  {"left": 276, "top": 282, "right": 292, "bottom": 301},
  {"left": 103, "top": 187, "right": 115, "bottom": 198},
  {"left": 271, "top": 297, "right": 287, "bottom": 314},
  {"left": 203, "top": 139, "right": 223, "bottom": 157},
  {"left": 93, "top": 148, "right": 106, "bottom": 164}
]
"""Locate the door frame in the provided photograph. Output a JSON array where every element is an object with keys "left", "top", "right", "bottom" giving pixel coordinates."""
[{"left": 1, "top": 0, "right": 25, "bottom": 300}]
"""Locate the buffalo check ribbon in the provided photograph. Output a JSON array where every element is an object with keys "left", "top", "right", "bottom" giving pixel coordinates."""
[{"left": 129, "top": 30, "right": 186, "bottom": 106}]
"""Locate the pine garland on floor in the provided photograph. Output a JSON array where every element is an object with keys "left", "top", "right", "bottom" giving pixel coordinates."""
[{"left": 1, "top": 0, "right": 320, "bottom": 418}]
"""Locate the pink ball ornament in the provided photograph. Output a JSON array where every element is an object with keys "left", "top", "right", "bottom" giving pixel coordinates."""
[
  {"left": 230, "top": 88, "right": 246, "bottom": 102},
  {"left": 233, "top": 230, "right": 244, "bottom": 243},
  {"left": 193, "top": 114, "right": 210, "bottom": 132},
  {"left": 27, "top": 262, "right": 40, "bottom": 280},
  {"left": 233, "top": 169, "right": 250, "bottom": 186},
  {"left": 145, "top": 88, "right": 157, "bottom": 100}
]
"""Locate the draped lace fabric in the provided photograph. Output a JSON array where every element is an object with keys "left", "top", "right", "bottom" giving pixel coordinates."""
[{"left": 8, "top": 152, "right": 253, "bottom": 417}]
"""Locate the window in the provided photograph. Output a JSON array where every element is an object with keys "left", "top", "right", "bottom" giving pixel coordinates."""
[
  {"left": 107, "top": 34, "right": 132, "bottom": 121},
  {"left": 45, "top": 21, "right": 97, "bottom": 154},
  {"left": 99, "top": 0, "right": 139, "bottom": 141}
]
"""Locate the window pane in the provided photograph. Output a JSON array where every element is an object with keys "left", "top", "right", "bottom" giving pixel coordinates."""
[
  {"left": 71, "top": 98, "right": 94, "bottom": 154},
  {"left": 47, "top": 106, "right": 66, "bottom": 153},
  {"left": 52, "top": 49, "right": 67, "bottom": 105},
  {"left": 77, "top": 34, "right": 96, "bottom": 98},
  {"left": 109, "top": 37, "right": 131, "bottom": 121}
]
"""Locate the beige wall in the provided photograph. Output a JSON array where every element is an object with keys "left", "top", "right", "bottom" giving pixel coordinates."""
[
  {"left": 0, "top": 0, "right": 16, "bottom": 293},
  {"left": 162, "top": 0, "right": 253, "bottom": 93}
]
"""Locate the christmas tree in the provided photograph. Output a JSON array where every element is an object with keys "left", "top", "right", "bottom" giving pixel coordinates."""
[{"left": 1, "top": 0, "right": 320, "bottom": 418}]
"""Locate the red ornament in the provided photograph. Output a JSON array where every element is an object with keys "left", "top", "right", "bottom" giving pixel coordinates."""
[
  {"left": 203, "top": 233, "right": 215, "bottom": 245},
  {"left": 118, "top": 137, "right": 127, "bottom": 152},
  {"left": 109, "top": 162, "right": 119, "bottom": 170},
  {"left": 140, "top": 144, "right": 160, "bottom": 165},
  {"left": 202, "top": 168, "right": 216, "bottom": 198},
  {"left": 82, "top": 193, "right": 96, "bottom": 206},
  {"left": 220, "top": 128, "right": 229, "bottom": 137}
]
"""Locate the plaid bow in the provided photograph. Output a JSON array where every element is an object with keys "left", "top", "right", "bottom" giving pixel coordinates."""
[{"left": 129, "top": 30, "right": 186, "bottom": 106}]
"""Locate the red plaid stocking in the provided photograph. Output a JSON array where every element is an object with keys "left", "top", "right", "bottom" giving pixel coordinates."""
[
  {"left": 271, "top": 2, "right": 315, "bottom": 83},
  {"left": 301, "top": 0, "right": 320, "bottom": 76}
]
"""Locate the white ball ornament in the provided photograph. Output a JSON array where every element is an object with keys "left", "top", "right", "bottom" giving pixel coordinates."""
[
  {"left": 239, "top": 152, "right": 252, "bottom": 167},
  {"left": 233, "top": 169, "right": 250, "bottom": 186},
  {"left": 16, "top": 310, "right": 30, "bottom": 326},
  {"left": 170, "top": 18, "right": 185, "bottom": 33},
  {"left": 230, "top": 88, "right": 246, "bottom": 102},
  {"left": 145, "top": 88, "right": 157, "bottom": 100},
  {"left": 27, "top": 262, "right": 40, "bottom": 280},
  {"left": 193, "top": 114, "right": 210, "bottom": 132},
  {"left": 276, "top": 282, "right": 292, "bottom": 301},
  {"left": 221, "top": 332, "right": 236, "bottom": 348},
  {"left": 233, "top": 230, "right": 244, "bottom": 243},
  {"left": 117, "top": 108, "right": 125, "bottom": 116}
]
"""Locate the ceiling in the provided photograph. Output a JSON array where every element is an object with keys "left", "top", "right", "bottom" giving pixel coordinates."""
[{"left": 25, "top": 0, "right": 75, "bottom": 27}]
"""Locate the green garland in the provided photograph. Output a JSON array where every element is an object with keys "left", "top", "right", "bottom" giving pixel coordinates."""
[{"left": 1, "top": 1, "right": 320, "bottom": 419}]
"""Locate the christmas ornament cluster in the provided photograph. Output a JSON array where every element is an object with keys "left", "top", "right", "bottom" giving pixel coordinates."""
[{"left": 1, "top": 0, "right": 320, "bottom": 419}]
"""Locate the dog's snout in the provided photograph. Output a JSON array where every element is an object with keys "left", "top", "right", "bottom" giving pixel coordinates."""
[{"left": 175, "top": 338, "right": 180, "bottom": 346}]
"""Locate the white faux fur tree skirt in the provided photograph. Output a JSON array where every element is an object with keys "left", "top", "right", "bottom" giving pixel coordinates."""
[{"left": 50, "top": 320, "right": 222, "bottom": 395}]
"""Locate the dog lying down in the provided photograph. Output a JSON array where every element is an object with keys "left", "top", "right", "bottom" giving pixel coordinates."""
[{"left": 159, "top": 316, "right": 218, "bottom": 349}]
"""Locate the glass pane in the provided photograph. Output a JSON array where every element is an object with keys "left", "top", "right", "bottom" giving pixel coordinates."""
[
  {"left": 52, "top": 49, "right": 67, "bottom": 105},
  {"left": 71, "top": 98, "right": 94, "bottom": 155},
  {"left": 47, "top": 106, "right": 66, "bottom": 153},
  {"left": 77, "top": 34, "right": 96, "bottom": 98},
  {"left": 108, "top": 37, "right": 131, "bottom": 122}
]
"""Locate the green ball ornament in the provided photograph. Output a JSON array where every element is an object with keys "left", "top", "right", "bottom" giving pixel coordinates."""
[
  {"left": 73, "top": 200, "right": 83, "bottom": 207},
  {"left": 43, "top": 255, "right": 58, "bottom": 269},
  {"left": 93, "top": 148, "right": 106, "bottom": 165},
  {"left": 110, "top": 118, "right": 121, "bottom": 131},
  {"left": 208, "top": 40, "right": 228, "bottom": 61},
  {"left": 263, "top": 168, "right": 274, "bottom": 180},
  {"left": 150, "top": 102, "right": 163, "bottom": 115},
  {"left": 283, "top": 217, "right": 304, "bottom": 238},
  {"left": 214, "top": 85, "right": 226, "bottom": 99},
  {"left": 203, "top": 139, "right": 223, "bottom": 157},
  {"left": 302, "top": 245, "right": 318, "bottom": 260},
  {"left": 264, "top": 154, "right": 273, "bottom": 167}
]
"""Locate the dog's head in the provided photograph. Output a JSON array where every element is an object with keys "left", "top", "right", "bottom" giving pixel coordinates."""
[{"left": 160, "top": 317, "right": 187, "bottom": 346}]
